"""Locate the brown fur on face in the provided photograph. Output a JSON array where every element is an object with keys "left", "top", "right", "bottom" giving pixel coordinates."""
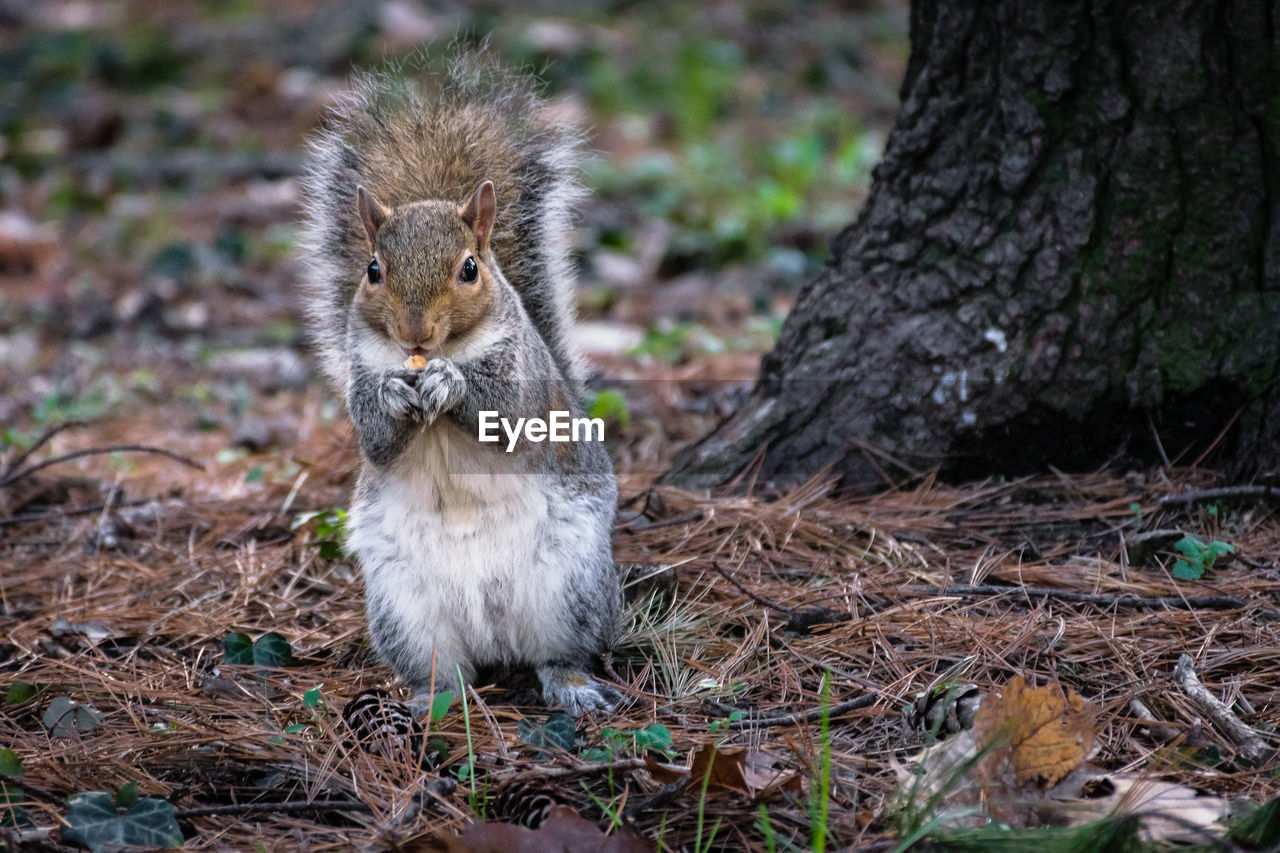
[{"left": 354, "top": 191, "right": 495, "bottom": 353}]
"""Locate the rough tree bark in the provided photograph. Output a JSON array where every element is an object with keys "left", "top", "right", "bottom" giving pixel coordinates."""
[{"left": 670, "top": 0, "right": 1280, "bottom": 490}]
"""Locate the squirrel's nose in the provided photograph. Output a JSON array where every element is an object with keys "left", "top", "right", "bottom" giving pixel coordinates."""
[
  {"left": 407, "top": 324, "right": 440, "bottom": 352},
  {"left": 396, "top": 316, "right": 441, "bottom": 352}
]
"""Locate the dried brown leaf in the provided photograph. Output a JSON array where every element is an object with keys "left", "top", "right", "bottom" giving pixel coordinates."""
[
  {"left": 424, "top": 805, "right": 651, "bottom": 853},
  {"left": 687, "top": 746, "right": 801, "bottom": 798},
  {"left": 973, "top": 676, "right": 1095, "bottom": 790}
]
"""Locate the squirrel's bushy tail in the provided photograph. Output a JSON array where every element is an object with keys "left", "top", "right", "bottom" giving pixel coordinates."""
[{"left": 297, "top": 46, "right": 587, "bottom": 394}]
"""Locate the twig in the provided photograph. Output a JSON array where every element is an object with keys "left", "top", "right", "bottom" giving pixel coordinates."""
[
  {"left": 1147, "top": 413, "right": 1173, "bottom": 469},
  {"left": 1, "top": 445, "right": 205, "bottom": 487},
  {"left": 1173, "top": 654, "right": 1271, "bottom": 763},
  {"left": 936, "top": 585, "right": 1280, "bottom": 621},
  {"left": 0, "top": 826, "right": 52, "bottom": 846},
  {"left": 0, "top": 498, "right": 151, "bottom": 528},
  {"left": 1189, "top": 406, "right": 1245, "bottom": 468},
  {"left": 714, "top": 694, "right": 879, "bottom": 729},
  {"left": 622, "top": 777, "right": 687, "bottom": 820},
  {"left": 619, "top": 508, "right": 705, "bottom": 532},
  {"left": 1128, "top": 696, "right": 1178, "bottom": 743},
  {"left": 490, "top": 757, "right": 649, "bottom": 783},
  {"left": 711, "top": 560, "right": 852, "bottom": 633},
  {"left": 174, "top": 799, "right": 372, "bottom": 819},
  {"left": 711, "top": 560, "right": 795, "bottom": 613},
  {"left": 0, "top": 420, "right": 84, "bottom": 481},
  {"left": 1160, "top": 485, "right": 1280, "bottom": 506}
]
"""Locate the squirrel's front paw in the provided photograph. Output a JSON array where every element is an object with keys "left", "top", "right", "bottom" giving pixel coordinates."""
[
  {"left": 416, "top": 359, "right": 466, "bottom": 423},
  {"left": 379, "top": 369, "right": 424, "bottom": 421}
]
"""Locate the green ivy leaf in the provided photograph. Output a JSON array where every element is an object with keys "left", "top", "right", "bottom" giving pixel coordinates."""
[
  {"left": 1207, "top": 541, "right": 1236, "bottom": 560},
  {"left": 63, "top": 792, "right": 184, "bottom": 852},
  {"left": 4, "top": 683, "right": 36, "bottom": 705},
  {"left": 43, "top": 696, "right": 102, "bottom": 737},
  {"left": 0, "top": 750, "right": 20, "bottom": 778},
  {"left": 429, "top": 690, "right": 454, "bottom": 723},
  {"left": 1175, "top": 536, "right": 1206, "bottom": 558},
  {"left": 0, "top": 782, "right": 32, "bottom": 829},
  {"left": 1170, "top": 535, "right": 1234, "bottom": 579},
  {"left": 636, "top": 723, "right": 673, "bottom": 752},
  {"left": 283, "top": 723, "right": 307, "bottom": 734},
  {"left": 518, "top": 712, "right": 577, "bottom": 754},
  {"left": 1172, "top": 560, "right": 1204, "bottom": 581},
  {"left": 114, "top": 781, "right": 139, "bottom": 809},
  {"left": 302, "top": 687, "right": 323, "bottom": 711},
  {"left": 252, "top": 632, "right": 294, "bottom": 668},
  {"left": 222, "top": 632, "right": 254, "bottom": 665}
]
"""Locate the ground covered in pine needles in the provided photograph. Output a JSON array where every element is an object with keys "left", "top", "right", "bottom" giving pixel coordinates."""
[{"left": 3, "top": 414, "right": 1280, "bottom": 850}]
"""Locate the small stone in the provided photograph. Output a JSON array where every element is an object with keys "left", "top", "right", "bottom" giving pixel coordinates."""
[{"left": 232, "top": 416, "right": 276, "bottom": 451}]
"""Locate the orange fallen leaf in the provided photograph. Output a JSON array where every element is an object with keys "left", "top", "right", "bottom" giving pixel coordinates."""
[{"left": 973, "top": 676, "right": 1095, "bottom": 790}]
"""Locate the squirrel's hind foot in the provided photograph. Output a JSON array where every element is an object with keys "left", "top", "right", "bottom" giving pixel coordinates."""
[{"left": 538, "top": 665, "right": 620, "bottom": 717}]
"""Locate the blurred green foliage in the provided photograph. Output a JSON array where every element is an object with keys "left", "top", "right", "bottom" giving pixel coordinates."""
[
  {"left": 1, "top": 26, "right": 185, "bottom": 173},
  {"left": 585, "top": 388, "right": 631, "bottom": 430},
  {"left": 579, "top": 39, "right": 744, "bottom": 141},
  {"left": 587, "top": 106, "right": 875, "bottom": 270},
  {"left": 292, "top": 507, "right": 349, "bottom": 561}
]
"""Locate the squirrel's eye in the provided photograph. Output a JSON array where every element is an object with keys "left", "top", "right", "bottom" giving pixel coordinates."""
[
  {"left": 367, "top": 258, "right": 381, "bottom": 284},
  {"left": 460, "top": 256, "right": 478, "bottom": 283}
]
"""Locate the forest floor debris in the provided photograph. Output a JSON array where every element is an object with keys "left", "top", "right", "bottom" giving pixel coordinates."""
[{"left": 3, "top": 425, "right": 1279, "bottom": 849}]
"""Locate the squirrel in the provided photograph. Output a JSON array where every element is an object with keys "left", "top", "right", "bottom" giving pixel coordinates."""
[{"left": 298, "top": 50, "right": 621, "bottom": 716}]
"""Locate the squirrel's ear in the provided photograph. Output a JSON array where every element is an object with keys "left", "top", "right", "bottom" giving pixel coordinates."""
[
  {"left": 459, "top": 180, "right": 496, "bottom": 253},
  {"left": 357, "top": 185, "right": 389, "bottom": 247}
]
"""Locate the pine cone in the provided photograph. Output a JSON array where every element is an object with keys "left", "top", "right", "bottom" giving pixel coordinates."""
[
  {"left": 342, "top": 689, "right": 429, "bottom": 762},
  {"left": 489, "top": 776, "right": 573, "bottom": 829},
  {"left": 906, "top": 683, "right": 982, "bottom": 736}
]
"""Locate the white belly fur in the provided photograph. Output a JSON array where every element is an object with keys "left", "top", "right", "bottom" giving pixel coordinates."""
[{"left": 347, "top": 424, "right": 581, "bottom": 672}]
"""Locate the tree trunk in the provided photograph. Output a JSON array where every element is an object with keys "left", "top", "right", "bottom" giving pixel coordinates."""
[{"left": 669, "top": 0, "right": 1280, "bottom": 491}]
